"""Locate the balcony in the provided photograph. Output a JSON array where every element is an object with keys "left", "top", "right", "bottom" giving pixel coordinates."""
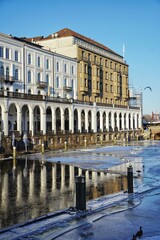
[
  {"left": 37, "top": 81, "right": 47, "bottom": 89},
  {"left": 63, "top": 86, "right": 73, "bottom": 91},
  {"left": 80, "top": 86, "right": 88, "bottom": 93},
  {"left": 0, "top": 75, "right": 15, "bottom": 85}
]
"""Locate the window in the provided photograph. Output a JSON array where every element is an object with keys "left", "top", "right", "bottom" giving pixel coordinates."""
[
  {"left": 28, "top": 89, "right": 31, "bottom": 94},
  {"left": 46, "top": 74, "right": 49, "bottom": 84},
  {"left": 28, "top": 54, "right": 31, "bottom": 64},
  {"left": 57, "top": 62, "right": 60, "bottom": 71},
  {"left": 37, "top": 72, "right": 41, "bottom": 82},
  {"left": 110, "top": 61, "right": 112, "bottom": 69},
  {"left": 97, "top": 81, "right": 99, "bottom": 90},
  {"left": 110, "top": 73, "right": 113, "bottom": 81},
  {"left": 100, "top": 58, "right": 103, "bottom": 65},
  {"left": 15, "top": 69, "right": 19, "bottom": 80},
  {"left": 71, "top": 79, "right": 74, "bottom": 89},
  {"left": 46, "top": 59, "right": 49, "bottom": 69},
  {"left": 6, "top": 67, "right": 9, "bottom": 79},
  {"left": 64, "top": 63, "right": 67, "bottom": 73},
  {"left": 0, "top": 65, "right": 4, "bottom": 75},
  {"left": 6, "top": 48, "right": 10, "bottom": 59},
  {"left": 64, "top": 78, "right": 67, "bottom": 87},
  {"left": 84, "top": 64, "right": 87, "bottom": 74},
  {"left": 105, "top": 71, "right": 108, "bottom": 79},
  {"left": 88, "top": 53, "right": 91, "bottom": 61},
  {"left": 84, "top": 78, "right": 87, "bottom": 87},
  {"left": 82, "top": 51, "right": 85, "bottom": 59},
  {"left": 15, "top": 51, "right": 19, "bottom": 61},
  {"left": 38, "top": 56, "right": 41, "bottom": 67},
  {"left": 110, "top": 85, "right": 113, "bottom": 93},
  {"left": 105, "top": 84, "right": 108, "bottom": 92},
  {"left": 56, "top": 77, "right": 59, "bottom": 87},
  {"left": 105, "top": 60, "right": 108, "bottom": 68},
  {"left": 97, "top": 68, "right": 100, "bottom": 77},
  {"left": 71, "top": 66, "right": 74, "bottom": 75},
  {"left": 28, "top": 70, "right": 31, "bottom": 83},
  {"left": 0, "top": 47, "right": 3, "bottom": 58}
]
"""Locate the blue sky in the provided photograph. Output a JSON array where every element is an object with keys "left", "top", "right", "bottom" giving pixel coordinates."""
[{"left": 0, "top": 0, "right": 160, "bottom": 115}]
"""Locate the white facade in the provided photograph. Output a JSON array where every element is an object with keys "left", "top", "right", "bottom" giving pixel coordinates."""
[
  {"left": 0, "top": 33, "right": 78, "bottom": 99},
  {"left": 0, "top": 32, "right": 141, "bottom": 137}
]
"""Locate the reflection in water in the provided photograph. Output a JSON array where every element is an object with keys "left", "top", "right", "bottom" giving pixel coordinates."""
[{"left": 0, "top": 158, "right": 128, "bottom": 229}]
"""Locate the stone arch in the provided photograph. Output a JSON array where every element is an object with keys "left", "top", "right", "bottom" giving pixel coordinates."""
[
  {"left": 124, "top": 113, "right": 126, "bottom": 130},
  {"left": 8, "top": 103, "right": 17, "bottom": 133},
  {"left": 103, "top": 111, "right": 106, "bottom": 131},
  {"left": 81, "top": 110, "right": 85, "bottom": 133},
  {"left": 109, "top": 112, "right": 112, "bottom": 131},
  {"left": 119, "top": 113, "right": 122, "bottom": 130},
  {"left": 88, "top": 110, "right": 92, "bottom": 133},
  {"left": 114, "top": 112, "right": 117, "bottom": 131},
  {"left": 129, "top": 113, "right": 131, "bottom": 129},
  {"left": 56, "top": 107, "right": 61, "bottom": 133},
  {"left": 22, "top": 104, "right": 29, "bottom": 133},
  {"left": 74, "top": 109, "right": 78, "bottom": 133},
  {"left": 33, "top": 105, "right": 41, "bottom": 134},
  {"left": 97, "top": 111, "right": 100, "bottom": 132},
  {"left": 64, "top": 108, "right": 69, "bottom": 132},
  {"left": 46, "top": 106, "right": 52, "bottom": 132}
]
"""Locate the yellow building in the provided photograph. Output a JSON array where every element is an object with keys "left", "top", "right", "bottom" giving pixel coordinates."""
[{"left": 30, "top": 28, "right": 129, "bottom": 106}]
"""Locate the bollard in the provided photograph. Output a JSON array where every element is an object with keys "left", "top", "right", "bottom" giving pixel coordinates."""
[
  {"left": 13, "top": 146, "right": 16, "bottom": 158},
  {"left": 76, "top": 175, "right": 86, "bottom": 210},
  {"left": 64, "top": 141, "right": 67, "bottom": 151},
  {"left": 84, "top": 139, "right": 87, "bottom": 148},
  {"left": 41, "top": 143, "right": 44, "bottom": 154},
  {"left": 100, "top": 138, "right": 103, "bottom": 146},
  {"left": 127, "top": 165, "right": 133, "bottom": 193},
  {"left": 114, "top": 137, "right": 116, "bottom": 144}
]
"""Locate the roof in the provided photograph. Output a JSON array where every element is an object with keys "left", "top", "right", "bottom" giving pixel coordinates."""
[{"left": 27, "top": 28, "right": 122, "bottom": 57}]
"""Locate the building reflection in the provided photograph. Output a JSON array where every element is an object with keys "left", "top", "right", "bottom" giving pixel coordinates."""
[{"left": 0, "top": 157, "right": 139, "bottom": 229}]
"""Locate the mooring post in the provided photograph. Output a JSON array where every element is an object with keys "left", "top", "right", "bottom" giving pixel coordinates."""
[
  {"left": 76, "top": 175, "right": 86, "bottom": 210},
  {"left": 64, "top": 141, "right": 67, "bottom": 151},
  {"left": 127, "top": 165, "right": 133, "bottom": 193},
  {"left": 13, "top": 146, "right": 16, "bottom": 158},
  {"left": 41, "top": 143, "right": 44, "bottom": 154}
]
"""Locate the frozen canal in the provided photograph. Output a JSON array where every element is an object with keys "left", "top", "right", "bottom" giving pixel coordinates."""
[{"left": 1, "top": 140, "right": 160, "bottom": 239}]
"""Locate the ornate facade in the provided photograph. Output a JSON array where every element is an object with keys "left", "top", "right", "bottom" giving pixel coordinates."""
[
  {"left": 33, "top": 28, "right": 129, "bottom": 105},
  {"left": 0, "top": 30, "right": 141, "bottom": 146}
]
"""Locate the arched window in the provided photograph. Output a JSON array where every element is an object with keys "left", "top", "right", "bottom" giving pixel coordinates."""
[
  {"left": 64, "top": 78, "right": 67, "bottom": 87},
  {"left": 28, "top": 54, "right": 31, "bottom": 64},
  {"left": 38, "top": 56, "right": 41, "bottom": 67},
  {"left": 64, "top": 63, "right": 67, "bottom": 73},
  {"left": 6, "top": 67, "right": 9, "bottom": 79},
  {"left": 46, "top": 74, "right": 49, "bottom": 84},
  {"left": 37, "top": 72, "right": 41, "bottom": 82},
  {"left": 28, "top": 70, "right": 31, "bottom": 83},
  {"left": 46, "top": 59, "right": 49, "bottom": 69},
  {"left": 56, "top": 76, "right": 59, "bottom": 87},
  {"left": 71, "top": 66, "right": 74, "bottom": 75},
  {"left": 71, "top": 79, "right": 74, "bottom": 89},
  {"left": 0, "top": 65, "right": 4, "bottom": 75},
  {"left": 57, "top": 62, "right": 60, "bottom": 71},
  {"left": 15, "top": 51, "right": 19, "bottom": 61},
  {"left": 15, "top": 69, "right": 19, "bottom": 80}
]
